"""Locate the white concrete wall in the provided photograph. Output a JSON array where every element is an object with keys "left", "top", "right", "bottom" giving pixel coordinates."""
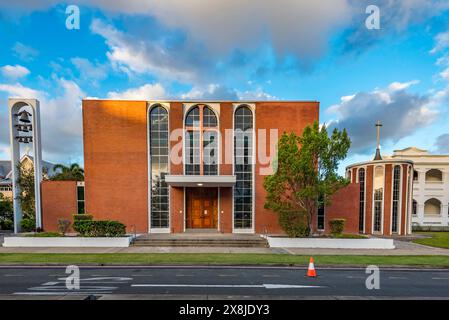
[
  {"left": 412, "top": 164, "right": 449, "bottom": 228},
  {"left": 2, "top": 236, "right": 132, "bottom": 247}
]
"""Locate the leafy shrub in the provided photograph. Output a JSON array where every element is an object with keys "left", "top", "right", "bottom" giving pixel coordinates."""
[
  {"left": 25, "top": 232, "right": 61, "bottom": 237},
  {"left": 329, "top": 218, "right": 346, "bottom": 236},
  {"left": 20, "top": 218, "right": 36, "bottom": 232},
  {"left": 73, "top": 220, "right": 126, "bottom": 237},
  {"left": 57, "top": 219, "right": 71, "bottom": 235},
  {"left": 0, "top": 219, "right": 13, "bottom": 230},
  {"left": 73, "top": 214, "right": 93, "bottom": 221},
  {"left": 278, "top": 210, "right": 309, "bottom": 237}
]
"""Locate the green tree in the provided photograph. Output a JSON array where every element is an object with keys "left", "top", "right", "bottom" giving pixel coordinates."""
[
  {"left": 264, "top": 121, "right": 351, "bottom": 237},
  {"left": 0, "top": 193, "right": 13, "bottom": 230},
  {"left": 17, "top": 162, "right": 36, "bottom": 220},
  {"left": 51, "top": 163, "right": 84, "bottom": 181}
]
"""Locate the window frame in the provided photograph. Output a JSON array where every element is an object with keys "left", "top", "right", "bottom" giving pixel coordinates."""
[
  {"left": 148, "top": 103, "right": 170, "bottom": 232},
  {"left": 184, "top": 104, "right": 219, "bottom": 176},
  {"left": 232, "top": 104, "right": 255, "bottom": 232}
]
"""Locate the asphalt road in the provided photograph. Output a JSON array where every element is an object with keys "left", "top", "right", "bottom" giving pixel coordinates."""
[{"left": 0, "top": 266, "right": 449, "bottom": 299}]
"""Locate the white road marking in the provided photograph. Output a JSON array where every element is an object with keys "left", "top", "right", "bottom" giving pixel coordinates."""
[
  {"left": 42, "top": 281, "right": 59, "bottom": 286},
  {"left": 132, "top": 283, "right": 324, "bottom": 289},
  {"left": 218, "top": 274, "right": 237, "bottom": 277},
  {"left": 28, "top": 286, "right": 117, "bottom": 291},
  {"left": 175, "top": 274, "right": 194, "bottom": 277},
  {"left": 14, "top": 291, "right": 112, "bottom": 295},
  {"left": 388, "top": 277, "right": 407, "bottom": 280},
  {"left": 262, "top": 274, "right": 280, "bottom": 278},
  {"left": 432, "top": 277, "right": 449, "bottom": 280},
  {"left": 57, "top": 276, "right": 132, "bottom": 282}
]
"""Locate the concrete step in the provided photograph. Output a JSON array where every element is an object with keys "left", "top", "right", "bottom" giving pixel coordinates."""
[{"left": 131, "top": 238, "right": 268, "bottom": 248}]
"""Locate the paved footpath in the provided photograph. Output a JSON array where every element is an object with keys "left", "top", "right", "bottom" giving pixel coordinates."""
[
  {"left": 0, "top": 240, "right": 449, "bottom": 255},
  {"left": 1, "top": 266, "right": 449, "bottom": 299}
]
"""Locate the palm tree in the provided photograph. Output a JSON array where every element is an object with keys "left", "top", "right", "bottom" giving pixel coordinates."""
[{"left": 52, "top": 163, "right": 84, "bottom": 181}]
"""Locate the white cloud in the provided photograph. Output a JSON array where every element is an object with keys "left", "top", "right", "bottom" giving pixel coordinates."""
[
  {"left": 71, "top": 57, "right": 107, "bottom": 84},
  {"left": 0, "top": 82, "right": 41, "bottom": 98},
  {"left": 107, "top": 83, "right": 167, "bottom": 100},
  {"left": 12, "top": 42, "right": 39, "bottom": 61},
  {"left": 1, "top": 64, "right": 30, "bottom": 79},
  {"left": 388, "top": 80, "right": 420, "bottom": 92},
  {"left": 330, "top": 80, "right": 439, "bottom": 153},
  {"left": 0, "top": 79, "right": 85, "bottom": 162},
  {"left": 430, "top": 30, "right": 449, "bottom": 54},
  {"left": 440, "top": 67, "right": 449, "bottom": 80},
  {"left": 237, "top": 88, "right": 277, "bottom": 100}
]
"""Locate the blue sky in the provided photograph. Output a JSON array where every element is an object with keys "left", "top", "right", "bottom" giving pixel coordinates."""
[{"left": 1, "top": 1, "right": 449, "bottom": 173}]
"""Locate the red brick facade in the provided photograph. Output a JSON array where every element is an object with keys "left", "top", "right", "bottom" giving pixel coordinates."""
[
  {"left": 42, "top": 180, "right": 77, "bottom": 232},
  {"left": 346, "top": 160, "right": 413, "bottom": 235}
]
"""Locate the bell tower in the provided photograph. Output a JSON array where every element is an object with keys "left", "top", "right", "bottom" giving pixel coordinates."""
[{"left": 8, "top": 98, "right": 43, "bottom": 233}]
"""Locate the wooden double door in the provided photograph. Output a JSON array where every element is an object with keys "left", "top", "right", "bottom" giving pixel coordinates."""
[{"left": 186, "top": 188, "right": 218, "bottom": 229}]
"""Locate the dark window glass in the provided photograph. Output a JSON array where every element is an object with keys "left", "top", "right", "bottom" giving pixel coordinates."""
[
  {"left": 373, "top": 166, "right": 384, "bottom": 232},
  {"left": 317, "top": 196, "right": 325, "bottom": 230},
  {"left": 203, "top": 106, "right": 217, "bottom": 127},
  {"left": 412, "top": 200, "right": 417, "bottom": 215},
  {"left": 234, "top": 106, "right": 253, "bottom": 229},
  {"left": 76, "top": 185, "right": 85, "bottom": 214},
  {"left": 358, "top": 168, "right": 365, "bottom": 232},
  {"left": 185, "top": 106, "right": 200, "bottom": 127},
  {"left": 392, "top": 165, "right": 401, "bottom": 233},
  {"left": 150, "top": 105, "right": 169, "bottom": 228},
  {"left": 185, "top": 105, "right": 218, "bottom": 175}
]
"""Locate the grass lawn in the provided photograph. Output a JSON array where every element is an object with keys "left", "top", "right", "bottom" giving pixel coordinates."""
[
  {"left": 413, "top": 232, "right": 449, "bottom": 249},
  {"left": 0, "top": 253, "right": 448, "bottom": 267}
]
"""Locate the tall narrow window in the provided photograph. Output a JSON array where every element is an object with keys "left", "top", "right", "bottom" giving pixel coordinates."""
[
  {"left": 358, "top": 168, "right": 365, "bottom": 232},
  {"left": 412, "top": 199, "right": 417, "bottom": 215},
  {"left": 185, "top": 105, "right": 218, "bottom": 175},
  {"left": 373, "top": 166, "right": 384, "bottom": 232},
  {"left": 391, "top": 165, "right": 401, "bottom": 233},
  {"left": 317, "top": 195, "right": 325, "bottom": 231},
  {"left": 77, "top": 182, "right": 85, "bottom": 214},
  {"left": 150, "top": 105, "right": 169, "bottom": 229},
  {"left": 234, "top": 106, "right": 253, "bottom": 229}
]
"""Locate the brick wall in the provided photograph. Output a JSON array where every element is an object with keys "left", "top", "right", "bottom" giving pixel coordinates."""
[
  {"left": 83, "top": 100, "right": 149, "bottom": 233},
  {"left": 42, "top": 180, "right": 77, "bottom": 232}
]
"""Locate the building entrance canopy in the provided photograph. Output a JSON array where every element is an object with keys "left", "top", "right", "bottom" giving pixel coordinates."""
[{"left": 164, "top": 175, "right": 236, "bottom": 187}]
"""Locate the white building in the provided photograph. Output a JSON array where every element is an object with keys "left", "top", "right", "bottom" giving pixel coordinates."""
[{"left": 389, "top": 147, "right": 449, "bottom": 230}]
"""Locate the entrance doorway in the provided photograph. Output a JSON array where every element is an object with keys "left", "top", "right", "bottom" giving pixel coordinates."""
[{"left": 186, "top": 188, "right": 218, "bottom": 229}]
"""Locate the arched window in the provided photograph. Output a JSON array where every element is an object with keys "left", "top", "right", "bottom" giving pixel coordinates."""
[
  {"left": 358, "top": 168, "right": 365, "bottom": 233},
  {"left": 185, "top": 105, "right": 218, "bottom": 175},
  {"left": 425, "top": 169, "right": 443, "bottom": 182},
  {"left": 149, "top": 105, "right": 169, "bottom": 229},
  {"left": 373, "top": 166, "right": 384, "bottom": 232},
  {"left": 391, "top": 165, "right": 401, "bottom": 233},
  {"left": 234, "top": 106, "right": 253, "bottom": 229},
  {"left": 412, "top": 199, "right": 417, "bottom": 215},
  {"left": 424, "top": 198, "right": 441, "bottom": 216}
]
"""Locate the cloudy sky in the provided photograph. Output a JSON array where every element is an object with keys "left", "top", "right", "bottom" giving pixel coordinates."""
[{"left": 1, "top": 0, "right": 449, "bottom": 172}]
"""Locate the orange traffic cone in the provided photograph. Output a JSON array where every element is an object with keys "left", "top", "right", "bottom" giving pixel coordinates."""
[{"left": 306, "top": 257, "right": 317, "bottom": 277}]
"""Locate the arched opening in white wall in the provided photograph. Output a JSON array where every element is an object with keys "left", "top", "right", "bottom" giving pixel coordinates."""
[
  {"left": 413, "top": 170, "right": 418, "bottom": 181},
  {"left": 425, "top": 169, "right": 443, "bottom": 182},
  {"left": 424, "top": 198, "right": 441, "bottom": 216}
]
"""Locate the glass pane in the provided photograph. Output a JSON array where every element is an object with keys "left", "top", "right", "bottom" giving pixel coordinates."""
[
  {"left": 149, "top": 105, "right": 169, "bottom": 228},
  {"left": 233, "top": 106, "right": 254, "bottom": 229}
]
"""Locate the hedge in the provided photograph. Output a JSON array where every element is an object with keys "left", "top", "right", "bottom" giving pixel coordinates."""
[
  {"left": 73, "top": 214, "right": 93, "bottom": 221},
  {"left": 73, "top": 220, "right": 126, "bottom": 237},
  {"left": 329, "top": 218, "right": 346, "bottom": 236}
]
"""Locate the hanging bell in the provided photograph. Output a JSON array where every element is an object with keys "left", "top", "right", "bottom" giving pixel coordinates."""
[{"left": 18, "top": 111, "right": 31, "bottom": 123}]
